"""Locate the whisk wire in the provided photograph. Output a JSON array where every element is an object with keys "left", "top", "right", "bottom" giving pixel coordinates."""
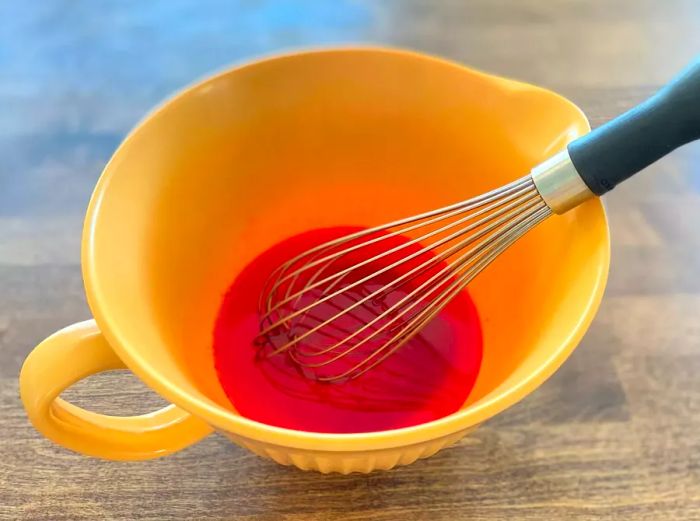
[{"left": 256, "top": 175, "right": 552, "bottom": 381}]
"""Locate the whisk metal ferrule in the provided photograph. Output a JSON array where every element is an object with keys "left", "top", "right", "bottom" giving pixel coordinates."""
[{"left": 531, "top": 149, "right": 594, "bottom": 214}]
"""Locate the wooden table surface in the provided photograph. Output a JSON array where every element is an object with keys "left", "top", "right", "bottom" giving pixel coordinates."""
[{"left": 2, "top": 1, "right": 700, "bottom": 519}]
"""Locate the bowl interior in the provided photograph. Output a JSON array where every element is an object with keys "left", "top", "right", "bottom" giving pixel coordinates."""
[{"left": 85, "top": 49, "right": 608, "bottom": 444}]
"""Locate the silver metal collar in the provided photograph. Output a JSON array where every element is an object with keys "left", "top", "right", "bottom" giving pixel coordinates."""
[{"left": 531, "top": 149, "right": 594, "bottom": 214}]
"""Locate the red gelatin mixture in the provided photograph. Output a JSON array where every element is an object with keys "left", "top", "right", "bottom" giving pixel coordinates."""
[{"left": 213, "top": 227, "right": 483, "bottom": 433}]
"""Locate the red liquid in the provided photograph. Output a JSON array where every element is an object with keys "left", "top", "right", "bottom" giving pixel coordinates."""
[{"left": 213, "top": 227, "right": 483, "bottom": 433}]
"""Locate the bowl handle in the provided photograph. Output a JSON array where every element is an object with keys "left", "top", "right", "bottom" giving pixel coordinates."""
[{"left": 19, "top": 320, "right": 214, "bottom": 460}]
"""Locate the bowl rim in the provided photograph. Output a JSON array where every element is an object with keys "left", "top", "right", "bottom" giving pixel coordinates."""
[{"left": 83, "top": 45, "right": 610, "bottom": 452}]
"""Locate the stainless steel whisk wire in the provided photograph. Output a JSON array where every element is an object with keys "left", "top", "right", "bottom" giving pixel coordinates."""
[{"left": 256, "top": 176, "right": 551, "bottom": 381}]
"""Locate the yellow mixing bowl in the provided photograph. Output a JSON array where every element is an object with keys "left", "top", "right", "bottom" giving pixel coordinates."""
[{"left": 20, "top": 47, "right": 609, "bottom": 473}]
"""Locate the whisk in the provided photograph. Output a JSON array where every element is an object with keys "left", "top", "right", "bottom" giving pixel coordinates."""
[{"left": 256, "top": 58, "right": 700, "bottom": 383}]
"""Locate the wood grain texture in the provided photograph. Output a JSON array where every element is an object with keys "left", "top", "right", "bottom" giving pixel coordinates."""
[{"left": 2, "top": 1, "right": 700, "bottom": 519}]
